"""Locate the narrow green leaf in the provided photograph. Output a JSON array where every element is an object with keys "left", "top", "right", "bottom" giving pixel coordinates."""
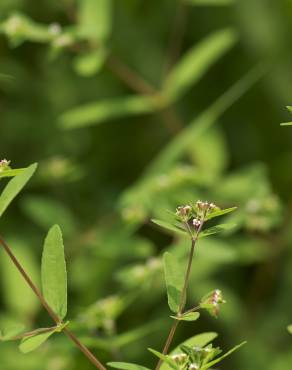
[
  {"left": 78, "top": 0, "right": 112, "bottom": 42},
  {"left": 200, "top": 341, "right": 247, "bottom": 370},
  {"left": 280, "top": 122, "right": 292, "bottom": 126},
  {"left": 152, "top": 219, "right": 187, "bottom": 236},
  {"left": 0, "top": 324, "right": 25, "bottom": 341},
  {"left": 73, "top": 48, "right": 107, "bottom": 77},
  {"left": 171, "top": 312, "right": 200, "bottom": 321},
  {"left": 0, "top": 168, "right": 24, "bottom": 179},
  {"left": 107, "top": 362, "right": 151, "bottom": 370},
  {"left": 0, "top": 163, "right": 37, "bottom": 218},
  {"left": 164, "top": 29, "right": 237, "bottom": 102},
  {"left": 205, "top": 207, "right": 237, "bottom": 221},
  {"left": 199, "top": 223, "right": 236, "bottom": 238},
  {"left": 163, "top": 252, "right": 185, "bottom": 313},
  {"left": 187, "top": 0, "right": 234, "bottom": 5},
  {"left": 59, "top": 95, "right": 155, "bottom": 129},
  {"left": 145, "top": 64, "right": 266, "bottom": 177},
  {"left": 148, "top": 349, "right": 177, "bottom": 370},
  {"left": 41, "top": 225, "right": 67, "bottom": 320},
  {"left": 19, "top": 329, "right": 56, "bottom": 354}
]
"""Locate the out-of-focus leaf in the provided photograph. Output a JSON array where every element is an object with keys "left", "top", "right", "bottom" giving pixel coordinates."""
[
  {"left": 108, "top": 362, "right": 151, "bottom": 370},
  {"left": 287, "top": 325, "right": 292, "bottom": 334},
  {"left": 164, "top": 29, "right": 237, "bottom": 102},
  {"left": 280, "top": 122, "right": 292, "bottom": 126},
  {"left": 163, "top": 252, "right": 185, "bottom": 313},
  {"left": 73, "top": 48, "right": 107, "bottom": 77},
  {"left": 200, "top": 341, "right": 247, "bottom": 369},
  {"left": 187, "top": 0, "right": 235, "bottom": 5},
  {"left": 0, "top": 239, "right": 40, "bottom": 318},
  {"left": 78, "top": 0, "right": 112, "bottom": 42},
  {"left": 59, "top": 95, "right": 155, "bottom": 129},
  {"left": 0, "top": 324, "right": 25, "bottom": 341},
  {"left": 21, "top": 195, "right": 76, "bottom": 236},
  {"left": 199, "top": 223, "right": 236, "bottom": 238},
  {"left": 19, "top": 329, "right": 56, "bottom": 354},
  {"left": 171, "top": 311, "right": 200, "bottom": 321},
  {"left": 41, "top": 225, "right": 67, "bottom": 320},
  {"left": 0, "top": 163, "right": 37, "bottom": 218},
  {"left": 145, "top": 65, "right": 265, "bottom": 177}
]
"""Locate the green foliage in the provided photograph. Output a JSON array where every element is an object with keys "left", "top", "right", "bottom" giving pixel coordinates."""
[
  {"left": 0, "top": 164, "right": 37, "bottom": 218},
  {"left": 41, "top": 225, "right": 67, "bottom": 320},
  {"left": 163, "top": 252, "right": 185, "bottom": 313},
  {"left": 19, "top": 329, "right": 56, "bottom": 354}
]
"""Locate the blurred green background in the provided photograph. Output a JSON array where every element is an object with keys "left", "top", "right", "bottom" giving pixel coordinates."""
[{"left": 1, "top": 0, "right": 292, "bottom": 369}]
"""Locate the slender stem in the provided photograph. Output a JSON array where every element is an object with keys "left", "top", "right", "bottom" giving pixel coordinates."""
[
  {"left": 155, "top": 220, "right": 204, "bottom": 370},
  {"left": 0, "top": 235, "right": 106, "bottom": 370}
]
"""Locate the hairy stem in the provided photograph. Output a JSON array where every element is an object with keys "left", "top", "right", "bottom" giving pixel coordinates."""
[
  {"left": 0, "top": 235, "right": 106, "bottom": 370},
  {"left": 155, "top": 221, "right": 204, "bottom": 370}
]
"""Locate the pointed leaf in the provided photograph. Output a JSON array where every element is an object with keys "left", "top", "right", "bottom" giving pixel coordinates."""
[
  {"left": 199, "top": 223, "right": 236, "bottom": 238},
  {"left": 41, "top": 225, "right": 67, "bottom": 320},
  {"left": 161, "top": 332, "right": 218, "bottom": 370},
  {"left": 59, "top": 95, "right": 155, "bottom": 129},
  {"left": 152, "top": 219, "right": 187, "bottom": 236},
  {"left": 0, "top": 168, "right": 24, "bottom": 179},
  {"left": 78, "top": 0, "right": 112, "bottom": 42},
  {"left": 107, "top": 362, "right": 151, "bottom": 370},
  {"left": 164, "top": 29, "right": 237, "bottom": 102},
  {"left": 171, "top": 312, "right": 200, "bottom": 321},
  {"left": 187, "top": 0, "right": 234, "bottom": 5},
  {"left": 148, "top": 348, "right": 177, "bottom": 370},
  {"left": 19, "top": 329, "right": 56, "bottom": 354},
  {"left": 201, "top": 341, "right": 247, "bottom": 370},
  {"left": 0, "top": 163, "right": 37, "bottom": 218},
  {"left": 205, "top": 207, "right": 237, "bottom": 221},
  {"left": 163, "top": 252, "right": 185, "bottom": 313}
]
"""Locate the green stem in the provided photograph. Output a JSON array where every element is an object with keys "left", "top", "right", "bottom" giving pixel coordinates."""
[{"left": 155, "top": 220, "right": 204, "bottom": 370}]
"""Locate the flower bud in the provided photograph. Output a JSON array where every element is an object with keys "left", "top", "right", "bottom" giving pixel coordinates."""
[
  {"left": 0, "top": 159, "right": 11, "bottom": 172},
  {"left": 192, "top": 218, "right": 201, "bottom": 231}
]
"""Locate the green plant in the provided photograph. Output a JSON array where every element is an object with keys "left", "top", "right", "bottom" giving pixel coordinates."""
[{"left": 0, "top": 161, "right": 245, "bottom": 370}]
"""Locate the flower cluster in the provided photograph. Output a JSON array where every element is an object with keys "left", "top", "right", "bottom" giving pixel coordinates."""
[
  {"left": 175, "top": 200, "right": 220, "bottom": 233},
  {"left": 0, "top": 159, "right": 11, "bottom": 172},
  {"left": 171, "top": 343, "right": 222, "bottom": 370},
  {"left": 199, "top": 289, "right": 226, "bottom": 318}
]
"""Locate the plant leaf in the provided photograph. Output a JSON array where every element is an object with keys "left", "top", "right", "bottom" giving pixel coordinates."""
[
  {"left": 145, "top": 64, "right": 265, "bottom": 177},
  {"left": 0, "top": 324, "right": 25, "bottom": 341},
  {"left": 280, "top": 122, "right": 292, "bottom": 126},
  {"left": 164, "top": 28, "right": 237, "bottom": 102},
  {"left": 0, "top": 168, "right": 24, "bottom": 179},
  {"left": 41, "top": 225, "right": 67, "bottom": 320},
  {"left": 171, "top": 312, "right": 200, "bottom": 321},
  {"left": 163, "top": 252, "right": 185, "bottom": 313},
  {"left": 0, "top": 163, "right": 37, "bottom": 218},
  {"left": 288, "top": 325, "right": 292, "bottom": 334},
  {"left": 200, "top": 341, "right": 247, "bottom": 370},
  {"left": 148, "top": 349, "right": 177, "bottom": 370},
  {"left": 151, "top": 219, "right": 187, "bottom": 236},
  {"left": 205, "top": 207, "right": 237, "bottom": 221},
  {"left": 187, "top": 0, "right": 234, "bottom": 5},
  {"left": 199, "top": 223, "right": 236, "bottom": 238},
  {"left": 78, "top": 0, "right": 112, "bottom": 42},
  {"left": 59, "top": 95, "right": 155, "bottom": 129},
  {"left": 19, "top": 329, "right": 56, "bottom": 354},
  {"left": 160, "top": 332, "right": 218, "bottom": 370},
  {"left": 107, "top": 362, "right": 151, "bottom": 370}
]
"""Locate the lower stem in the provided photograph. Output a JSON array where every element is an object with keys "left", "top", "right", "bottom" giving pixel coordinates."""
[
  {"left": 155, "top": 222, "right": 203, "bottom": 370},
  {"left": 0, "top": 235, "right": 106, "bottom": 370}
]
